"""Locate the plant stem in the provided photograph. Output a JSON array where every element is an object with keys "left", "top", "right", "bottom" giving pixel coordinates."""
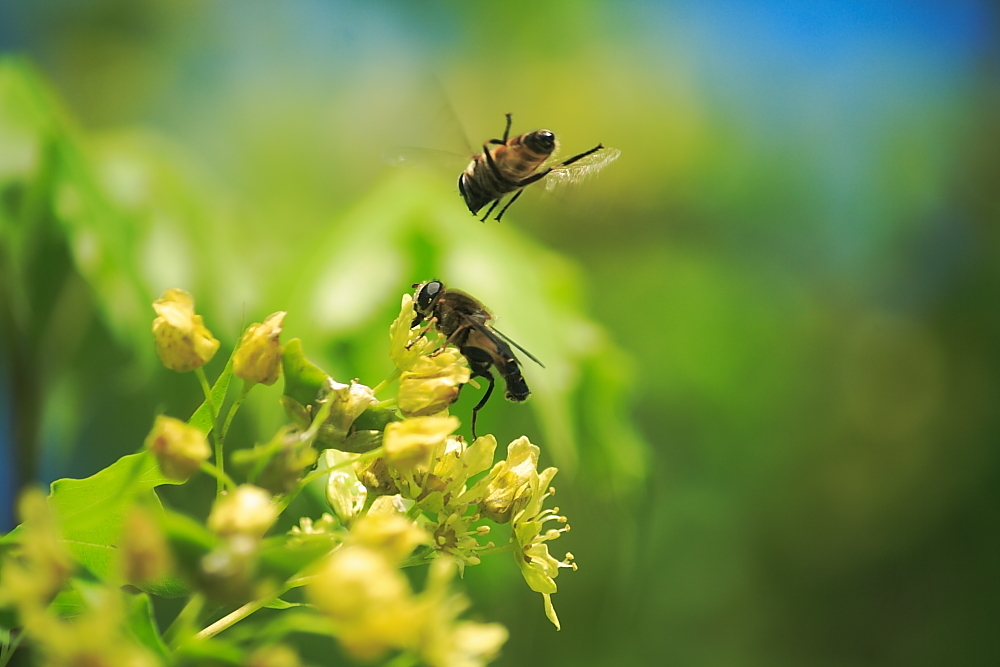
[
  {"left": 195, "top": 585, "right": 289, "bottom": 640},
  {"left": 164, "top": 593, "right": 205, "bottom": 647},
  {"left": 372, "top": 369, "right": 401, "bottom": 396},
  {"left": 0, "top": 631, "right": 24, "bottom": 667},
  {"left": 476, "top": 541, "right": 516, "bottom": 557},
  {"left": 200, "top": 461, "right": 237, "bottom": 491},
  {"left": 195, "top": 367, "right": 223, "bottom": 496},
  {"left": 220, "top": 381, "right": 252, "bottom": 446}
]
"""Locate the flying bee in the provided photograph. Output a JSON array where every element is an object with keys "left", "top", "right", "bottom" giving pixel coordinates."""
[
  {"left": 411, "top": 280, "right": 543, "bottom": 438},
  {"left": 459, "top": 113, "right": 621, "bottom": 222}
]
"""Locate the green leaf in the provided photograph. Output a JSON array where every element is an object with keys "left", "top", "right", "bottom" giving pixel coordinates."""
[
  {"left": 263, "top": 598, "right": 304, "bottom": 610},
  {"left": 48, "top": 587, "right": 86, "bottom": 618},
  {"left": 175, "top": 637, "right": 244, "bottom": 665},
  {"left": 124, "top": 593, "right": 170, "bottom": 663},
  {"left": 45, "top": 452, "right": 184, "bottom": 583},
  {"left": 281, "top": 338, "right": 330, "bottom": 408},
  {"left": 189, "top": 354, "right": 234, "bottom": 435},
  {"left": 250, "top": 610, "right": 334, "bottom": 642}
]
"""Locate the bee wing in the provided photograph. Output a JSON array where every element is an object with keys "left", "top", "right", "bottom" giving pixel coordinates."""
[
  {"left": 544, "top": 147, "right": 621, "bottom": 192},
  {"left": 383, "top": 147, "right": 471, "bottom": 172},
  {"left": 489, "top": 326, "right": 545, "bottom": 368}
]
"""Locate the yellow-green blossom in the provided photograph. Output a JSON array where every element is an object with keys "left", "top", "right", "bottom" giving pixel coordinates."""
[
  {"left": 246, "top": 644, "right": 303, "bottom": 667},
  {"left": 511, "top": 467, "right": 574, "bottom": 631},
  {"left": 355, "top": 455, "right": 400, "bottom": 497},
  {"left": 348, "top": 512, "right": 428, "bottom": 564},
  {"left": 199, "top": 534, "right": 258, "bottom": 603},
  {"left": 398, "top": 349, "right": 471, "bottom": 417},
  {"left": 307, "top": 545, "right": 421, "bottom": 660},
  {"left": 234, "top": 311, "right": 286, "bottom": 385},
  {"left": 324, "top": 449, "right": 367, "bottom": 524},
  {"left": 208, "top": 485, "right": 278, "bottom": 538},
  {"left": 468, "top": 436, "right": 541, "bottom": 524},
  {"left": 0, "top": 489, "right": 73, "bottom": 613},
  {"left": 151, "top": 288, "right": 219, "bottom": 372},
  {"left": 144, "top": 414, "right": 210, "bottom": 481},
  {"left": 288, "top": 513, "right": 337, "bottom": 540},
  {"left": 413, "top": 434, "right": 497, "bottom": 515},
  {"left": 317, "top": 378, "right": 378, "bottom": 443},
  {"left": 413, "top": 558, "right": 508, "bottom": 667},
  {"left": 428, "top": 510, "right": 492, "bottom": 572},
  {"left": 17, "top": 586, "right": 158, "bottom": 667},
  {"left": 389, "top": 293, "right": 443, "bottom": 372},
  {"left": 383, "top": 415, "right": 459, "bottom": 474}
]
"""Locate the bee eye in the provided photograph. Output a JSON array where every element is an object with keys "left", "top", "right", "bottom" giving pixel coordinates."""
[
  {"left": 416, "top": 281, "right": 442, "bottom": 311},
  {"left": 527, "top": 130, "right": 555, "bottom": 152}
]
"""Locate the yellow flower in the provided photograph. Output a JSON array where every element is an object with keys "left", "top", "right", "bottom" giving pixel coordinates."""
[
  {"left": 18, "top": 586, "right": 159, "bottom": 667},
  {"left": 317, "top": 379, "right": 378, "bottom": 444},
  {"left": 144, "top": 414, "right": 210, "bottom": 481},
  {"left": 389, "top": 293, "right": 443, "bottom": 373},
  {"left": 151, "top": 288, "right": 219, "bottom": 372},
  {"left": 246, "top": 644, "right": 303, "bottom": 667},
  {"left": 307, "top": 546, "right": 421, "bottom": 660},
  {"left": 0, "top": 489, "right": 73, "bottom": 613},
  {"left": 348, "top": 512, "right": 428, "bottom": 564},
  {"left": 398, "top": 348, "right": 471, "bottom": 417},
  {"left": 383, "top": 415, "right": 459, "bottom": 474},
  {"left": 414, "top": 558, "right": 508, "bottom": 667},
  {"left": 233, "top": 311, "right": 286, "bottom": 385},
  {"left": 510, "top": 467, "right": 574, "bottom": 631},
  {"left": 207, "top": 485, "right": 278, "bottom": 538},
  {"left": 323, "top": 449, "right": 367, "bottom": 524},
  {"left": 469, "top": 436, "right": 540, "bottom": 524}
]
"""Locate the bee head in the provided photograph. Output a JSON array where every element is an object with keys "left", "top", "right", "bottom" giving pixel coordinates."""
[
  {"left": 524, "top": 130, "right": 556, "bottom": 154},
  {"left": 412, "top": 280, "right": 444, "bottom": 326}
]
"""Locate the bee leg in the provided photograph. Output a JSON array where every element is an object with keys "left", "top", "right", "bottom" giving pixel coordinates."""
[
  {"left": 494, "top": 189, "right": 523, "bottom": 221},
  {"left": 558, "top": 143, "right": 604, "bottom": 167},
  {"left": 480, "top": 199, "right": 500, "bottom": 222},
  {"left": 488, "top": 113, "right": 513, "bottom": 145},
  {"left": 470, "top": 369, "right": 496, "bottom": 440}
]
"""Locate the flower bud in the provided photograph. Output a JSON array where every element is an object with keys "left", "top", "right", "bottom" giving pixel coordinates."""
[
  {"left": 383, "top": 415, "right": 458, "bottom": 474},
  {"left": 397, "top": 349, "right": 470, "bottom": 417},
  {"left": 144, "top": 415, "right": 210, "bottom": 481},
  {"left": 324, "top": 449, "right": 367, "bottom": 524},
  {"left": 120, "top": 506, "right": 172, "bottom": 586},
  {"left": 233, "top": 311, "right": 286, "bottom": 385},
  {"left": 207, "top": 485, "right": 278, "bottom": 538},
  {"left": 317, "top": 379, "right": 378, "bottom": 445},
  {"left": 247, "top": 645, "right": 302, "bottom": 667},
  {"left": 151, "top": 288, "right": 219, "bottom": 372}
]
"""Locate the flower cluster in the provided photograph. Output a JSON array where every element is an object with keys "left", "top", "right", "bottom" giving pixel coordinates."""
[{"left": 0, "top": 286, "right": 578, "bottom": 667}]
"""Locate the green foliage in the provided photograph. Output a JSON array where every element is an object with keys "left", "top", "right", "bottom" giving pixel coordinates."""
[{"left": 0, "top": 59, "right": 640, "bottom": 665}]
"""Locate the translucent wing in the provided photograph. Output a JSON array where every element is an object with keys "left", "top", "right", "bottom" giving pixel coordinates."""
[
  {"left": 383, "top": 147, "right": 471, "bottom": 172},
  {"left": 490, "top": 326, "right": 545, "bottom": 368},
  {"left": 544, "top": 147, "right": 621, "bottom": 192}
]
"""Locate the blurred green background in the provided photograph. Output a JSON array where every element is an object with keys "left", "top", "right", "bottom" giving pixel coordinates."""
[{"left": 2, "top": 1, "right": 999, "bottom": 665}]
